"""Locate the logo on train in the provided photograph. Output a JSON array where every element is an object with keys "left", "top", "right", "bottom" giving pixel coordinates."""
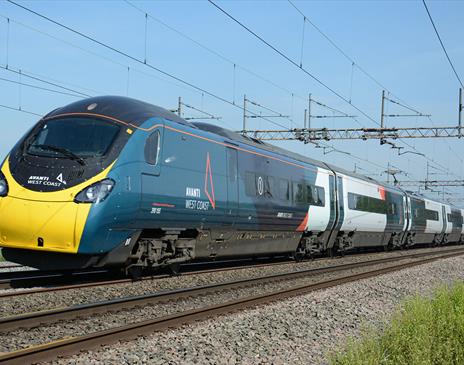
[{"left": 27, "top": 173, "right": 66, "bottom": 187}]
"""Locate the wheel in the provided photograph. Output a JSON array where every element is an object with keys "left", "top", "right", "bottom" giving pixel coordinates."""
[
  {"left": 329, "top": 245, "right": 338, "bottom": 258},
  {"left": 127, "top": 265, "right": 143, "bottom": 280},
  {"left": 292, "top": 250, "right": 305, "bottom": 262},
  {"left": 383, "top": 243, "right": 393, "bottom": 252}
]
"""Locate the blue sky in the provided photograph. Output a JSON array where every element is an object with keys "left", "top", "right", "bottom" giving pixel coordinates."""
[{"left": 0, "top": 0, "right": 463, "bottom": 203}]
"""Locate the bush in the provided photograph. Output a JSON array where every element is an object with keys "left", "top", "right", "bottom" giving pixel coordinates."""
[{"left": 330, "top": 282, "right": 464, "bottom": 365}]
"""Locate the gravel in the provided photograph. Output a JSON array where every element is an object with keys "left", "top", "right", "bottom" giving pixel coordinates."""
[
  {"left": 0, "top": 256, "right": 428, "bottom": 352},
  {"left": 0, "top": 246, "right": 457, "bottom": 317},
  {"left": 0, "top": 261, "right": 32, "bottom": 272},
  {"left": 47, "top": 255, "right": 464, "bottom": 365}
]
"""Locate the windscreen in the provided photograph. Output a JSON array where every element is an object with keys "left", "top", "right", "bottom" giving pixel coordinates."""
[{"left": 27, "top": 117, "right": 120, "bottom": 158}]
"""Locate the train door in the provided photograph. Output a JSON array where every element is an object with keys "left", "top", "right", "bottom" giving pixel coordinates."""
[
  {"left": 400, "top": 194, "right": 410, "bottom": 245},
  {"left": 402, "top": 195, "right": 413, "bottom": 246},
  {"left": 441, "top": 205, "right": 447, "bottom": 238},
  {"left": 336, "top": 175, "right": 345, "bottom": 230},
  {"left": 323, "top": 174, "right": 337, "bottom": 248},
  {"left": 326, "top": 174, "right": 345, "bottom": 251},
  {"left": 226, "top": 146, "right": 239, "bottom": 224},
  {"left": 139, "top": 126, "right": 164, "bottom": 226}
]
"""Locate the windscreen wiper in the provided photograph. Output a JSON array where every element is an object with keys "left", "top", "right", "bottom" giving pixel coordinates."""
[{"left": 32, "top": 144, "right": 86, "bottom": 166}]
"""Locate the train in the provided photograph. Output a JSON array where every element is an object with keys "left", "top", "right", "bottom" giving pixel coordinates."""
[{"left": 0, "top": 96, "right": 462, "bottom": 275}]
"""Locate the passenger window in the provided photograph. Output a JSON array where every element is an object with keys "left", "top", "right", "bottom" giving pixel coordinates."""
[
  {"left": 144, "top": 131, "right": 160, "bottom": 165},
  {"left": 388, "top": 203, "right": 396, "bottom": 215},
  {"left": 306, "top": 185, "right": 314, "bottom": 204},
  {"left": 277, "top": 179, "right": 290, "bottom": 201},
  {"left": 348, "top": 192, "right": 387, "bottom": 214},
  {"left": 293, "top": 182, "right": 306, "bottom": 204},
  {"left": 315, "top": 186, "right": 325, "bottom": 206},
  {"left": 264, "top": 176, "right": 274, "bottom": 198}
]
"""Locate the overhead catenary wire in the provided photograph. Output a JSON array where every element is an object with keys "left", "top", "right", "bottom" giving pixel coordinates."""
[
  {"left": 5, "top": 0, "right": 295, "bottom": 131},
  {"left": 208, "top": 0, "right": 382, "bottom": 129},
  {"left": 123, "top": 0, "right": 304, "bottom": 108},
  {"left": 208, "top": 0, "right": 456, "bottom": 179},
  {"left": 286, "top": 0, "right": 460, "bottom": 178},
  {"left": 422, "top": 0, "right": 464, "bottom": 89},
  {"left": 0, "top": 12, "right": 204, "bottom": 97},
  {"left": 3, "top": 1, "right": 368, "bottom": 166},
  {"left": 4, "top": 1, "right": 459, "bottom": 188},
  {"left": 0, "top": 64, "right": 92, "bottom": 98},
  {"left": 310, "top": 97, "right": 363, "bottom": 127},
  {"left": 0, "top": 103, "right": 42, "bottom": 117},
  {"left": 0, "top": 75, "right": 84, "bottom": 98},
  {"left": 4, "top": 3, "right": 361, "bottom": 136},
  {"left": 385, "top": 96, "right": 427, "bottom": 116},
  {"left": 287, "top": 0, "right": 419, "bottom": 111}
]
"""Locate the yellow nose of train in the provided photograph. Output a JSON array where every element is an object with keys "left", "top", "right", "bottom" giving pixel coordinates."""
[{"left": 0, "top": 158, "right": 111, "bottom": 254}]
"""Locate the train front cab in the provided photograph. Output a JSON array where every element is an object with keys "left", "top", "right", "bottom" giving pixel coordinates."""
[{"left": 0, "top": 113, "right": 134, "bottom": 269}]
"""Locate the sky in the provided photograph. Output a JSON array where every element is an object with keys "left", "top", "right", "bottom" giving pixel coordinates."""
[{"left": 0, "top": 0, "right": 463, "bottom": 204}]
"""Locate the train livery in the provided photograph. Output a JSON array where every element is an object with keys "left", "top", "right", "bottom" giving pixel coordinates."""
[{"left": 0, "top": 96, "right": 462, "bottom": 274}]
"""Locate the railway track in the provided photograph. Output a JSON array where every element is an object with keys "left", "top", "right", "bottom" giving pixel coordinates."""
[
  {"left": 0, "top": 246, "right": 456, "bottom": 297},
  {"left": 0, "top": 257, "right": 291, "bottom": 293},
  {"left": 0, "top": 264, "right": 22, "bottom": 270},
  {"left": 0, "top": 268, "right": 112, "bottom": 290},
  {"left": 0, "top": 247, "right": 463, "bottom": 364}
]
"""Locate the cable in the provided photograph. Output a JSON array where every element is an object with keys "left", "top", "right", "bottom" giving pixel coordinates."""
[
  {"left": 385, "top": 97, "right": 426, "bottom": 116},
  {"left": 0, "top": 75, "right": 84, "bottom": 98},
  {"left": 287, "top": 0, "right": 419, "bottom": 111},
  {"left": 0, "top": 103, "right": 42, "bottom": 117},
  {"left": 5, "top": 0, "right": 292, "bottom": 131},
  {"left": 208, "top": 0, "right": 382, "bottom": 128},
  {"left": 208, "top": 0, "right": 455, "bottom": 177},
  {"left": 0, "top": 13, "right": 205, "bottom": 97},
  {"left": 422, "top": 0, "right": 464, "bottom": 89},
  {"left": 123, "top": 0, "right": 302, "bottom": 107},
  {"left": 125, "top": 1, "right": 380, "bottom": 131},
  {"left": 6, "top": 1, "right": 457, "bottom": 182},
  {"left": 285, "top": 1, "right": 460, "bottom": 177},
  {"left": 0, "top": 65, "right": 92, "bottom": 97},
  {"left": 310, "top": 97, "right": 363, "bottom": 127},
  {"left": 129, "top": 0, "right": 389, "bottom": 131}
]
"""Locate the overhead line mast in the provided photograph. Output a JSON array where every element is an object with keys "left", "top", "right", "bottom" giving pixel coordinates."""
[{"left": 242, "top": 90, "right": 464, "bottom": 142}]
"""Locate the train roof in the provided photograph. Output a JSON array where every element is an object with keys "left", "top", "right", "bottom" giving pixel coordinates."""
[{"left": 46, "top": 95, "right": 192, "bottom": 127}]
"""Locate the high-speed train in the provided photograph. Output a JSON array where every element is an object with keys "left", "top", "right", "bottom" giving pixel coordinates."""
[{"left": 0, "top": 96, "right": 462, "bottom": 275}]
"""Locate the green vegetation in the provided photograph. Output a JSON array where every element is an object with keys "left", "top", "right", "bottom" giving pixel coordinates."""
[
  {"left": 330, "top": 282, "right": 464, "bottom": 365},
  {"left": 0, "top": 248, "right": 3, "bottom": 261}
]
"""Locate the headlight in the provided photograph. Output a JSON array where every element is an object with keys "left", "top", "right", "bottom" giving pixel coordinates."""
[
  {"left": 74, "top": 179, "right": 115, "bottom": 204},
  {"left": 0, "top": 172, "right": 8, "bottom": 197}
]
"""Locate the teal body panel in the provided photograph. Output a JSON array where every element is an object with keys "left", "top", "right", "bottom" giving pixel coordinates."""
[{"left": 77, "top": 115, "right": 321, "bottom": 254}]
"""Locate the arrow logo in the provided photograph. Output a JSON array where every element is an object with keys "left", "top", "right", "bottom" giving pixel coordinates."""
[{"left": 56, "top": 173, "right": 67, "bottom": 185}]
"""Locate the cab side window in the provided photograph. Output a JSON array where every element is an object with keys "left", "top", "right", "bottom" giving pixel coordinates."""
[{"left": 144, "top": 131, "right": 160, "bottom": 165}]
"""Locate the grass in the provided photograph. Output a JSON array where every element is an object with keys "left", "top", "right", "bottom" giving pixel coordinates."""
[
  {"left": 330, "top": 282, "right": 464, "bottom": 365},
  {"left": 0, "top": 248, "right": 3, "bottom": 261}
]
